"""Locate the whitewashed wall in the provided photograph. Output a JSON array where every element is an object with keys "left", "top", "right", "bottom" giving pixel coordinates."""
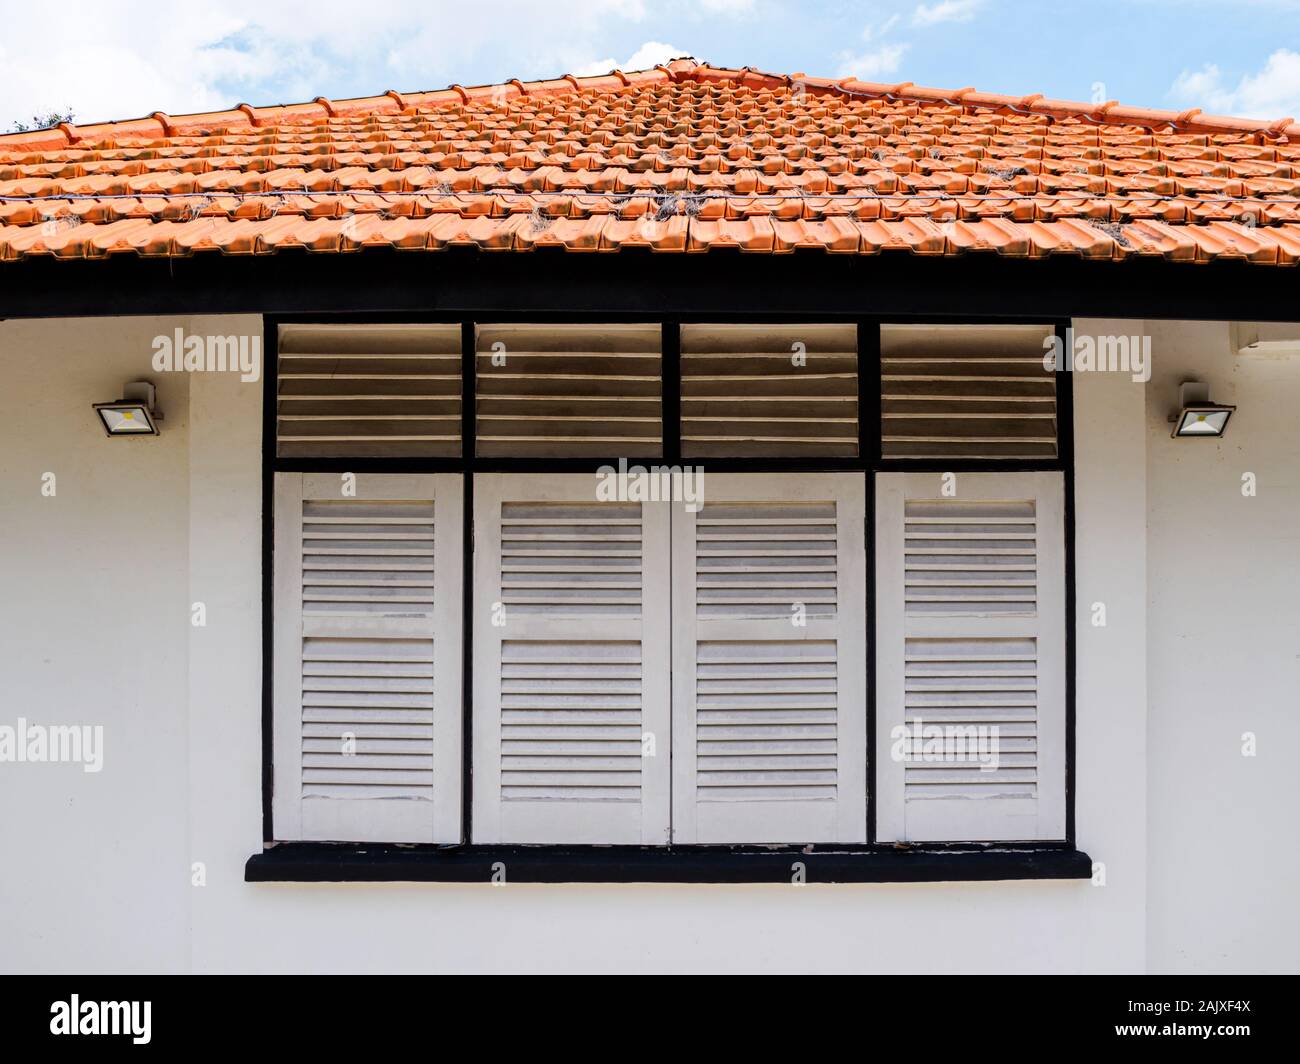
[
  {"left": 1142, "top": 320, "right": 1300, "bottom": 974},
  {"left": 0, "top": 312, "right": 1290, "bottom": 973}
]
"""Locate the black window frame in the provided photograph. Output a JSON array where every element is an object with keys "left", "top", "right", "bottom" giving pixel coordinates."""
[{"left": 253, "top": 310, "right": 1084, "bottom": 883}]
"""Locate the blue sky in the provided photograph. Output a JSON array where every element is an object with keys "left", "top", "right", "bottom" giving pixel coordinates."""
[{"left": 4, "top": 0, "right": 1300, "bottom": 128}]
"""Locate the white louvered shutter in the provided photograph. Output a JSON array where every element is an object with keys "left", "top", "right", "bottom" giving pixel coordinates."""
[
  {"left": 273, "top": 473, "right": 463, "bottom": 843},
  {"left": 875, "top": 472, "right": 1065, "bottom": 842},
  {"left": 671, "top": 474, "right": 867, "bottom": 843},
  {"left": 472, "top": 474, "right": 671, "bottom": 843}
]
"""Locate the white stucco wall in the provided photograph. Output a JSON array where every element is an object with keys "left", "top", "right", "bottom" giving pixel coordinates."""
[
  {"left": 1142, "top": 320, "right": 1300, "bottom": 974},
  {"left": 1, "top": 316, "right": 192, "bottom": 972},
  {"left": 0, "top": 312, "right": 1292, "bottom": 973}
]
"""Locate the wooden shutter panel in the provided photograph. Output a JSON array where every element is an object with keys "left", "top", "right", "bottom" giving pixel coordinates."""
[
  {"left": 875, "top": 472, "right": 1065, "bottom": 842},
  {"left": 472, "top": 474, "right": 671, "bottom": 843},
  {"left": 671, "top": 474, "right": 867, "bottom": 843},
  {"left": 273, "top": 473, "right": 463, "bottom": 843},
  {"left": 681, "top": 324, "right": 859, "bottom": 457},
  {"left": 276, "top": 324, "right": 462, "bottom": 458},
  {"left": 475, "top": 324, "right": 662, "bottom": 458},
  {"left": 880, "top": 324, "right": 1057, "bottom": 460}
]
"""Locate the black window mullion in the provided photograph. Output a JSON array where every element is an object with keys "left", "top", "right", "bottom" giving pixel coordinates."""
[
  {"left": 858, "top": 319, "right": 881, "bottom": 465},
  {"left": 662, "top": 320, "right": 681, "bottom": 463},
  {"left": 461, "top": 321, "right": 477, "bottom": 463},
  {"left": 262, "top": 319, "right": 279, "bottom": 842},
  {"left": 1054, "top": 320, "right": 1076, "bottom": 844}
]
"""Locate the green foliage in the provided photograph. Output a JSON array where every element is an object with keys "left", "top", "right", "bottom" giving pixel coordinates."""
[{"left": 9, "top": 109, "right": 75, "bottom": 133}]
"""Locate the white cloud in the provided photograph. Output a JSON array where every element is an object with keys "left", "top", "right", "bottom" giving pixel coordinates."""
[
  {"left": 1171, "top": 49, "right": 1300, "bottom": 119},
  {"left": 1175, "top": 48, "right": 1300, "bottom": 120},
  {"left": 0, "top": 0, "right": 653, "bottom": 128},
  {"left": 572, "top": 41, "right": 690, "bottom": 78},
  {"left": 912, "top": 0, "right": 983, "bottom": 27},
  {"left": 839, "top": 0, "right": 978, "bottom": 83},
  {"left": 699, "top": 0, "right": 755, "bottom": 10},
  {"left": 1171, "top": 65, "right": 1225, "bottom": 105},
  {"left": 862, "top": 14, "right": 901, "bottom": 41},
  {"left": 837, "top": 43, "right": 910, "bottom": 81}
]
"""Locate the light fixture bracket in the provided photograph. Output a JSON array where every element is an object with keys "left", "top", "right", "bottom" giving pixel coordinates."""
[{"left": 120, "top": 380, "right": 162, "bottom": 417}]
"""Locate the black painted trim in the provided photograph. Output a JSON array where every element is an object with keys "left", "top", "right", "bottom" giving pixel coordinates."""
[
  {"left": 661, "top": 320, "right": 681, "bottom": 464},
  {"left": 1056, "top": 324, "right": 1079, "bottom": 846},
  {"left": 3, "top": 247, "right": 1299, "bottom": 322},
  {"left": 245, "top": 842, "right": 1093, "bottom": 883},
  {"left": 260, "top": 319, "right": 279, "bottom": 843}
]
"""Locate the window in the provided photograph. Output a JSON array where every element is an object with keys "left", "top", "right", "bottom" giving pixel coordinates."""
[{"left": 267, "top": 319, "right": 1070, "bottom": 855}]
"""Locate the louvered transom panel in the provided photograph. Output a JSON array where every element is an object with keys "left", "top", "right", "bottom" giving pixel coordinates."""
[
  {"left": 904, "top": 499, "right": 1037, "bottom": 615},
  {"left": 301, "top": 498, "right": 436, "bottom": 615},
  {"left": 695, "top": 501, "right": 838, "bottom": 620},
  {"left": 476, "top": 324, "right": 662, "bottom": 457},
  {"left": 500, "top": 501, "right": 643, "bottom": 617},
  {"left": 681, "top": 324, "right": 858, "bottom": 457},
  {"left": 881, "top": 324, "right": 1057, "bottom": 459},
  {"left": 903, "top": 638, "right": 1038, "bottom": 801},
  {"left": 277, "top": 324, "right": 462, "bottom": 458},
  {"left": 695, "top": 641, "right": 838, "bottom": 801},
  {"left": 500, "top": 641, "right": 642, "bottom": 802},
  {"left": 300, "top": 637, "right": 435, "bottom": 800}
]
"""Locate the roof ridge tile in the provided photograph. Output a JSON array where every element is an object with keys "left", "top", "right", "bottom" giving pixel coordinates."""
[{"left": 5, "top": 59, "right": 1300, "bottom": 151}]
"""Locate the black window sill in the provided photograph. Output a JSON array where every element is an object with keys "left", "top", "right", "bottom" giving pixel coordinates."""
[{"left": 245, "top": 843, "right": 1092, "bottom": 884}]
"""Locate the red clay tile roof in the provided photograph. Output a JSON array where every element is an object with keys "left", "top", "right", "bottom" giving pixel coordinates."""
[{"left": 4, "top": 58, "right": 1300, "bottom": 264}]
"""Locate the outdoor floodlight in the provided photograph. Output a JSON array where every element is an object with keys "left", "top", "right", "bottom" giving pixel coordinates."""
[
  {"left": 1170, "top": 381, "right": 1234, "bottom": 439},
  {"left": 93, "top": 380, "right": 162, "bottom": 437}
]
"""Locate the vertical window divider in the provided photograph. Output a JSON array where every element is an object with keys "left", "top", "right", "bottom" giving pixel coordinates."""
[
  {"left": 859, "top": 319, "right": 881, "bottom": 466},
  {"left": 662, "top": 320, "right": 681, "bottom": 464},
  {"left": 461, "top": 321, "right": 477, "bottom": 466},
  {"left": 262, "top": 319, "right": 279, "bottom": 843},
  {"left": 1054, "top": 319, "right": 1077, "bottom": 846}
]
